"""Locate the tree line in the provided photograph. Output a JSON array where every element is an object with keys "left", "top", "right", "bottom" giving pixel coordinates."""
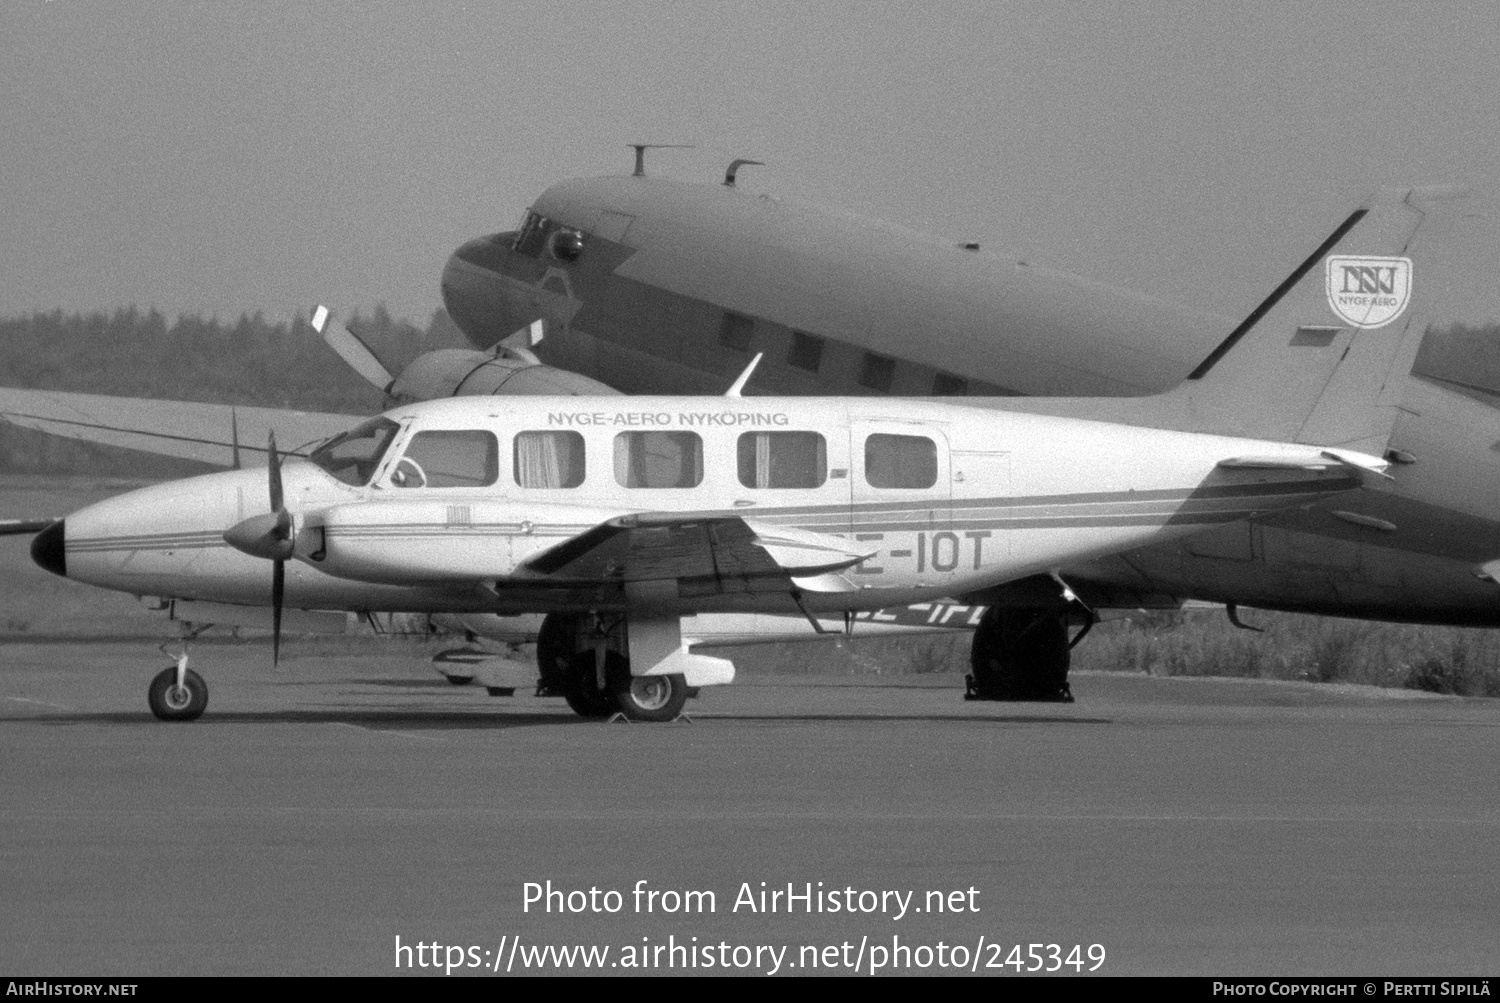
[
  {"left": 0, "top": 305, "right": 468, "bottom": 475},
  {"left": 0, "top": 307, "right": 1494, "bottom": 475}
]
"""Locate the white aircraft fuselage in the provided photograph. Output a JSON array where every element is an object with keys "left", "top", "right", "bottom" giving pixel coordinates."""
[{"left": 46, "top": 396, "right": 1364, "bottom": 623}]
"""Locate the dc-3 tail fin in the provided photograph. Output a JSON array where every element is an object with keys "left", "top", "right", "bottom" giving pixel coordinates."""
[{"left": 1164, "top": 187, "right": 1460, "bottom": 454}]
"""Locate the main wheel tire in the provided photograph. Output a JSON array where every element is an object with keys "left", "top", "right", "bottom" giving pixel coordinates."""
[
  {"left": 536, "top": 613, "right": 579, "bottom": 693},
  {"left": 148, "top": 666, "right": 208, "bottom": 721},
  {"left": 968, "top": 607, "right": 1071, "bottom": 701},
  {"left": 444, "top": 674, "right": 474, "bottom": 686},
  {"left": 561, "top": 649, "right": 621, "bottom": 719},
  {"left": 610, "top": 668, "right": 689, "bottom": 723}
]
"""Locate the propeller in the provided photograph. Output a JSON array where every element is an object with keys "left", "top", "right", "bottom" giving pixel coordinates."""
[
  {"left": 222, "top": 433, "right": 294, "bottom": 664},
  {"left": 311, "top": 305, "right": 394, "bottom": 393}
]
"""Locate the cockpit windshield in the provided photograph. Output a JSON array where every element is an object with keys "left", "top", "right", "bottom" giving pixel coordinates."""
[
  {"left": 513, "top": 210, "right": 558, "bottom": 258},
  {"left": 308, "top": 417, "right": 400, "bottom": 486}
]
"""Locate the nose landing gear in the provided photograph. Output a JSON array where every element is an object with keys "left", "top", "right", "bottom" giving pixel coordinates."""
[{"left": 148, "top": 649, "right": 208, "bottom": 721}]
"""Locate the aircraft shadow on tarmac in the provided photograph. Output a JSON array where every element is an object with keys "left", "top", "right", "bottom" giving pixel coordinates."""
[
  {"left": 1, "top": 705, "right": 1113, "bottom": 728},
  {"left": 3, "top": 708, "right": 581, "bottom": 730}
]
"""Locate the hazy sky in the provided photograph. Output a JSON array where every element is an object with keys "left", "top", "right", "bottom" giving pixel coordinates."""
[{"left": 6, "top": 1, "right": 1500, "bottom": 327}]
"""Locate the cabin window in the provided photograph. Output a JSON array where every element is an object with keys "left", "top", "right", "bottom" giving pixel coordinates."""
[
  {"left": 932, "top": 373, "right": 969, "bottom": 396},
  {"left": 737, "top": 432, "right": 827, "bottom": 489},
  {"left": 614, "top": 431, "right": 703, "bottom": 488},
  {"left": 514, "top": 431, "right": 585, "bottom": 488},
  {"left": 864, "top": 433, "right": 937, "bottom": 489},
  {"left": 860, "top": 352, "right": 896, "bottom": 392},
  {"left": 718, "top": 313, "right": 754, "bottom": 352},
  {"left": 309, "top": 417, "right": 400, "bottom": 487},
  {"left": 390, "top": 430, "right": 498, "bottom": 488},
  {"left": 971, "top": 380, "right": 1023, "bottom": 397},
  {"left": 787, "top": 332, "right": 824, "bottom": 372}
]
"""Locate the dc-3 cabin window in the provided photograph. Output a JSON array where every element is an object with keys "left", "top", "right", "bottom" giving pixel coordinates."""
[
  {"left": 718, "top": 313, "right": 755, "bottom": 352},
  {"left": 864, "top": 433, "right": 938, "bottom": 489},
  {"left": 860, "top": 352, "right": 896, "bottom": 392},
  {"left": 390, "top": 430, "right": 499, "bottom": 488},
  {"left": 614, "top": 431, "right": 703, "bottom": 489},
  {"left": 514, "top": 430, "right": 585, "bottom": 489},
  {"left": 932, "top": 373, "right": 969, "bottom": 396},
  {"left": 737, "top": 431, "right": 827, "bottom": 489},
  {"left": 787, "top": 332, "right": 824, "bottom": 372},
  {"left": 309, "top": 417, "right": 401, "bottom": 487}
]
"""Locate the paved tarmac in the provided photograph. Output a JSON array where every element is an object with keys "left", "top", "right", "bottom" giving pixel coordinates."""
[{"left": 2, "top": 640, "right": 1498, "bottom": 977}]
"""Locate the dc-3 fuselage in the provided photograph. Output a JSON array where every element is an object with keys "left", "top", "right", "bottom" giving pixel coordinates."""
[{"left": 51, "top": 395, "right": 1371, "bottom": 625}]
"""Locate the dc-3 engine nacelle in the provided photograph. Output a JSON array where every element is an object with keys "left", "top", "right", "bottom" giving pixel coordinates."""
[
  {"left": 310, "top": 306, "right": 618, "bottom": 406},
  {"left": 385, "top": 349, "right": 617, "bottom": 404}
]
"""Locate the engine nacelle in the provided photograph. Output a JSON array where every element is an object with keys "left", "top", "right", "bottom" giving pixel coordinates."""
[{"left": 388, "top": 349, "right": 618, "bottom": 403}]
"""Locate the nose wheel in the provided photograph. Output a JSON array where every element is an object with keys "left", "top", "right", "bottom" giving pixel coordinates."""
[{"left": 148, "top": 650, "right": 208, "bottom": 721}]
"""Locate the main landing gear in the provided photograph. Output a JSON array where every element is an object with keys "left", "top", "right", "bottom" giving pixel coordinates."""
[
  {"left": 965, "top": 605, "right": 1086, "bottom": 703},
  {"left": 538, "top": 613, "right": 691, "bottom": 722}
]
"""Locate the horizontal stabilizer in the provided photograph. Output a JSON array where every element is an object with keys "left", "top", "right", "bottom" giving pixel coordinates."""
[{"left": 1218, "top": 447, "right": 1391, "bottom": 480}]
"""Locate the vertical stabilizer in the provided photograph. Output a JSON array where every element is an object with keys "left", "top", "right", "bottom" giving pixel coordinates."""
[{"left": 1165, "top": 188, "right": 1457, "bottom": 453}]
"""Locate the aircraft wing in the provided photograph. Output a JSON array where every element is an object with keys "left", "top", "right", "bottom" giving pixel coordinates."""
[
  {"left": 521, "top": 512, "right": 873, "bottom": 591},
  {"left": 0, "top": 387, "right": 360, "bottom": 466}
]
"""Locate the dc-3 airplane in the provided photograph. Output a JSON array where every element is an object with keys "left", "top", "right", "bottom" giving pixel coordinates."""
[
  {"left": 432, "top": 163, "right": 1500, "bottom": 692},
  {"left": 9, "top": 183, "right": 1435, "bottom": 721}
]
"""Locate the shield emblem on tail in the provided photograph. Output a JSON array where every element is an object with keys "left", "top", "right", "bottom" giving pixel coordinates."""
[{"left": 1325, "top": 256, "right": 1413, "bottom": 329}]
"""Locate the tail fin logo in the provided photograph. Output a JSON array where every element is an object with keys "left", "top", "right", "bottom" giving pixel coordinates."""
[{"left": 1325, "top": 256, "right": 1413, "bottom": 329}]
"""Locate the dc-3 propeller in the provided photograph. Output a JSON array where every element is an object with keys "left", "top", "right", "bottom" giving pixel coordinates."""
[{"left": 222, "top": 433, "right": 294, "bottom": 664}]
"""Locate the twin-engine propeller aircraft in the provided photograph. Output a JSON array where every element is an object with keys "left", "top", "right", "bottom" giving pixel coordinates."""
[{"left": 21, "top": 216, "right": 1417, "bottom": 719}]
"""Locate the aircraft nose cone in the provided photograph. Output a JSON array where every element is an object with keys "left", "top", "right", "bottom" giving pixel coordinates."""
[
  {"left": 31, "top": 519, "right": 65, "bottom": 578},
  {"left": 441, "top": 231, "right": 542, "bottom": 347}
]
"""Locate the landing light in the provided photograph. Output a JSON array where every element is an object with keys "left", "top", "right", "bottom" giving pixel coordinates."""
[{"left": 550, "top": 230, "right": 583, "bottom": 262}]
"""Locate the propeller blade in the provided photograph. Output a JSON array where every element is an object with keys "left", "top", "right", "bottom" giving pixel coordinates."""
[
  {"left": 272, "top": 559, "right": 284, "bottom": 666},
  {"left": 267, "top": 432, "right": 283, "bottom": 514},
  {"left": 312, "top": 305, "right": 394, "bottom": 392}
]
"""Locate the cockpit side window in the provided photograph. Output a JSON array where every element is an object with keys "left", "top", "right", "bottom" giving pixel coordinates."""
[
  {"left": 390, "top": 430, "right": 499, "bottom": 489},
  {"left": 308, "top": 417, "right": 401, "bottom": 487},
  {"left": 513, "top": 211, "right": 556, "bottom": 258}
]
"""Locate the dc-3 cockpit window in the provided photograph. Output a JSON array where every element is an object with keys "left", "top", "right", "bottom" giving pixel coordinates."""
[
  {"left": 390, "top": 430, "right": 499, "bottom": 489},
  {"left": 514, "top": 431, "right": 585, "bottom": 488},
  {"left": 737, "top": 431, "right": 827, "bottom": 489},
  {"left": 614, "top": 431, "right": 703, "bottom": 489},
  {"left": 864, "top": 433, "right": 937, "bottom": 489},
  {"left": 309, "top": 417, "right": 401, "bottom": 487},
  {"left": 513, "top": 211, "right": 556, "bottom": 258}
]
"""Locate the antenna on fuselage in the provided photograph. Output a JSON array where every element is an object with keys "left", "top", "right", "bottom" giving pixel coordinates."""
[
  {"left": 723, "top": 159, "right": 765, "bottom": 187},
  {"left": 725, "top": 353, "right": 763, "bottom": 397},
  {"left": 627, "top": 143, "right": 694, "bottom": 177}
]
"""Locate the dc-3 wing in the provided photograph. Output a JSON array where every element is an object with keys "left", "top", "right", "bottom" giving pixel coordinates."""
[
  {"left": 0, "top": 387, "right": 359, "bottom": 466},
  {"left": 519, "top": 513, "right": 873, "bottom": 590}
]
